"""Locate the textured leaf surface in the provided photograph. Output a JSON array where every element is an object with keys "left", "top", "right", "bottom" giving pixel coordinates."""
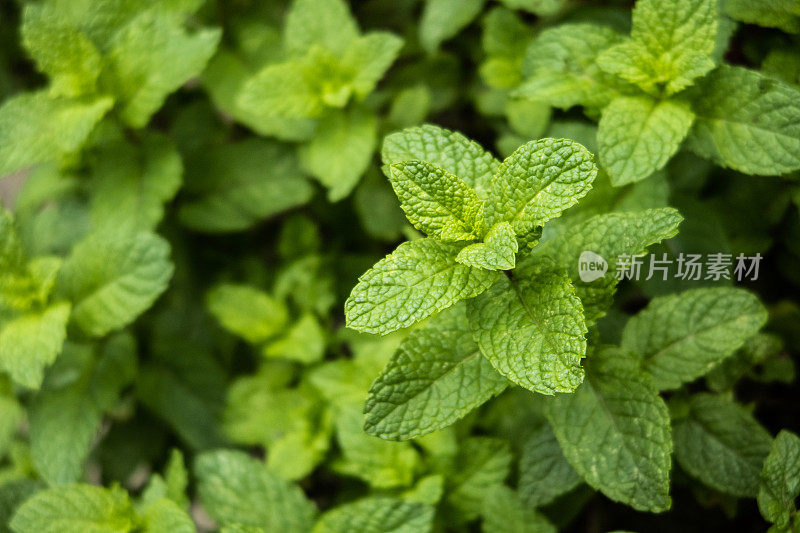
[
  {"left": 345, "top": 238, "right": 497, "bottom": 334},
  {"left": 195, "top": 450, "right": 316, "bottom": 533},
  {"left": 598, "top": 96, "right": 695, "bottom": 186},
  {"left": 622, "top": 287, "right": 768, "bottom": 390},
  {"left": 364, "top": 305, "right": 507, "bottom": 440},
  {"left": 312, "top": 497, "right": 434, "bottom": 533},
  {"left": 419, "top": 0, "right": 485, "bottom": 53},
  {"left": 545, "top": 348, "right": 672, "bottom": 512},
  {"left": 758, "top": 430, "right": 800, "bottom": 528},
  {"left": 486, "top": 138, "right": 597, "bottom": 235},
  {"left": 518, "top": 424, "right": 582, "bottom": 508},
  {"left": 674, "top": 393, "right": 773, "bottom": 497},
  {"left": 382, "top": 125, "right": 499, "bottom": 198},
  {"left": 686, "top": 66, "right": 800, "bottom": 175},
  {"left": 456, "top": 222, "right": 518, "bottom": 270},
  {"left": 466, "top": 269, "right": 587, "bottom": 394}
]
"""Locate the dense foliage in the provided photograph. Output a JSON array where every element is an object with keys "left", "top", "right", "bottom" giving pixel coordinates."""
[{"left": 1, "top": 0, "right": 800, "bottom": 531}]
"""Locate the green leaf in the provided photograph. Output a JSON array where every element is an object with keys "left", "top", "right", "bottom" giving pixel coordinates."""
[
  {"left": 0, "top": 91, "right": 113, "bottom": 176},
  {"left": 57, "top": 231, "right": 173, "bottom": 338},
  {"left": 516, "top": 24, "right": 625, "bottom": 110},
  {"left": 685, "top": 65, "right": 800, "bottom": 175},
  {"left": 10, "top": 484, "right": 134, "bottom": 533},
  {"left": 467, "top": 269, "right": 587, "bottom": 394},
  {"left": 545, "top": 347, "right": 672, "bottom": 512},
  {"left": 178, "top": 139, "right": 313, "bottom": 233},
  {"left": 0, "top": 395, "right": 23, "bottom": 457},
  {"left": 387, "top": 160, "right": 484, "bottom": 241},
  {"left": 0, "top": 302, "right": 70, "bottom": 389},
  {"left": 206, "top": 284, "right": 288, "bottom": 344},
  {"left": 105, "top": 11, "right": 220, "bottom": 127},
  {"left": 518, "top": 424, "right": 582, "bottom": 508},
  {"left": 285, "top": 0, "right": 359, "bottom": 57},
  {"left": 481, "top": 485, "right": 556, "bottom": 533},
  {"left": 312, "top": 497, "right": 434, "bottom": 533},
  {"left": 758, "top": 430, "right": 800, "bottom": 528},
  {"left": 419, "top": 0, "right": 485, "bottom": 53},
  {"left": 195, "top": 449, "right": 317, "bottom": 532},
  {"left": 299, "top": 106, "right": 377, "bottom": 201},
  {"left": 485, "top": 138, "right": 597, "bottom": 236},
  {"left": 137, "top": 498, "right": 195, "bottom": 533},
  {"left": 382, "top": 125, "right": 500, "bottom": 198},
  {"left": 724, "top": 0, "right": 800, "bottom": 33},
  {"left": 263, "top": 313, "right": 325, "bottom": 364},
  {"left": 364, "top": 305, "right": 507, "bottom": 440},
  {"left": 345, "top": 238, "right": 497, "bottom": 335},
  {"left": 236, "top": 58, "right": 326, "bottom": 120},
  {"left": 445, "top": 437, "right": 512, "bottom": 521},
  {"left": 480, "top": 7, "right": 531, "bottom": 89},
  {"left": 598, "top": 96, "right": 695, "bottom": 186},
  {"left": 597, "top": 0, "right": 717, "bottom": 95},
  {"left": 456, "top": 222, "right": 518, "bottom": 270},
  {"left": 342, "top": 33, "right": 404, "bottom": 97},
  {"left": 673, "top": 393, "right": 773, "bottom": 497},
  {"left": 622, "top": 287, "right": 768, "bottom": 390}
]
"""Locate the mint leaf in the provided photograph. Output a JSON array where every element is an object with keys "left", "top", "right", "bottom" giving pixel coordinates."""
[
  {"left": 598, "top": 96, "right": 695, "bottom": 186},
  {"left": 686, "top": 65, "right": 800, "bottom": 175},
  {"left": 206, "top": 284, "right": 289, "bottom": 344},
  {"left": 285, "top": 0, "right": 359, "bottom": 57},
  {"left": 446, "top": 437, "right": 512, "bottom": 521},
  {"left": 57, "top": 231, "right": 173, "bottom": 338},
  {"left": 263, "top": 313, "right": 326, "bottom": 364},
  {"left": 622, "top": 287, "right": 768, "bottom": 390},
  {"left": 758, "top": 430, "right": 800, "bottom": 529},
  {"left": 364, "top": 304, "right": 507, "bottom": 440},
  {"left": 345, "top": 238, "right": 497, "bottom": 334},
  {"left": 137, "top": 498, "right": 194, "bottom": 533},
  {"left": 236, "top": 58, "right": 326, "bottom": 120},
  {"left": 10, "top": 484, "right": 134, "bottom": 533},
  {"left": 195, "top": 449, "right": 317, "bottom": 532},
  {"left": 485, "top": 138, "right": 597, "bottom": 236},
  {"left": 481, "top": 485, "right": 556, "bottom": 533},
  {"left": 456, "top": 222, "right": 518, "bottom": 270},
  {"left": 312, "top": 497, "right": 434, "bottom": 533},
  {"left": 545, "top": 347, "right": 672, "bottom": 512},
  {"left": 518, "top": 424, "right": 582, "bottom": 508},
  {"left": 419, "top": 0, "right": 485, "bottom": 53},
  {"left": 466, "top": 268, "right": 587, "bottom": 394},
  {"left": 382, "top": 125, "right": 500, "bottom": 198},
  {"left": 480, "top": 7, "right": 531, "bottom": 89},
  {"left": 724, "top": 0, "right": 800, "bottom": 33},
  {"left": 387, "top": 160, "right": 484, "bottom": 241},
  {"left": 0, "top": 92, "right": 113, "bottom": 176},
  {"left": 342, "top": 33, "right": 404, "bottom": 98},
  {"left": 674, "top": 393, "right": 773, "bottom": 497}
]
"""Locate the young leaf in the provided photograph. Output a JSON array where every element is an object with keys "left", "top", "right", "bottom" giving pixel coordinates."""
[
  {"left": 686, "top": 65, "right": 800, "bottom": 175},
  {"left": 285, "top": 0, "right": 359, "bottom": 57},
  {"left": 518, "top": 424, "right": 582, "bottom": 508},
  {"left": 724, "top": 0, "right": 800, "bottom": 34},
  {"left": 382, "top": 125, "right": 500, "bottom": 198},
  {"left": 195, "top": 449, "right": 317, "bottom": 532},
  {"left": 456, "top": 221, "right": 518, "bottom": 270},
  {"left": 758, "top": 430, "right": 800, "bottom": 529},
  {"left": 345, "top": 238, "right": 497, "bottom": 335},
  {"left": 545, "top": 347, "right": 673, "bottom": 512},
  {"left": 364, "top": 305, "right": 507, "bottom": 440},
  {"left": 342, "top": 33, "right": 404, "bottom": 98},
  {"left": 485, "top": 138, "right": 597, "bottom": 236},
  {"left": 466, "top": 268, "right": 587, "bottom": 395},
  {"left": 622, "top": 287, "right": 768, "bottom": 390},
  {"left": 481, "top": 485, "right": 556, "bottom": 533},
  {"left": 387, "top": 160, "right": 484, "bottom": 241},
  {"left": 598, "top": 96, "right": 695, "bottom": 186},
  {"left": 206, "top": 284, "right": 289, "bottom": 344},
  {"left": 236, "top": 59, "right": 326, "bottom": 120},
  {"left": 674, "top": 394, "right": 773, "bottom": 497},
  {"left": 419, "top": 0, "right": 485, "bottom": 53},
  {"left": 312, "top": 497, "right": 434, "bottom": 533}
]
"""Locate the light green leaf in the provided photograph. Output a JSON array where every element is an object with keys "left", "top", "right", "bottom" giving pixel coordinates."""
[
  {"left": 598, "top": 96, "right": 695, "bottom": 186},
  {"left": 57, "top": 231, "right": 173, "bottom": 337},
  {"left": 445, "top": 437, "right": 512, "bottom": 521},
  {"left": 516, "top": 24, "right": 625, "bottom": 110},
  {"left": 105, "top": 11, "right": 220, "bottom": 127},
  {"left": 382, "top": 124, "right": 500, "bottom": 198},
  {"left": 673, "top": 393, "right": 773, "bottom": 497},
  {"left": 481, "top": 485, "right": 556, "bottom": 533},
  {"left": 206, "top": 284, "right": 288, "bottom": 345},
  {"left": 263, "top": 313, "right": 325, "bottom": 364},
  {"left": 342, "top": 33, "right": 404, "bottom": 97},
  {"left": 195, "top": 449, "right": 316, "bottom": 532},
  {"left": 0, "top": 396, "right": 23, "bottom": 457},
  {"left": 686, "top": 65, "right": 800, "bottom": 175},
  {"left": 345, "top": 238, "right": 497, "bottom": 335},
  {"left": 388, "top": 160, "right": 484, "bottom": 241},
  {"left": 137, "top": 498, "right": 195, "bottom": 533},
  {"left": 724, "top": 0, "right": 800, "bottom": 34},
  {"left": 236, "top": 58, "right": 326, "bottom": 120},
  {"left": 622, "top": 287, "right": 768, "bottom": 390},
  {"left": 0, "top": 91, "right": 113, "bottom": 176},
  {"left": 758, "top": 430, "right": 800, "bottom": 528},
  {"left": 480, "top": 7, "right": 531, "bottom": 89},
  {"left": 299, "top": 106, "right": 377, "bottom": 201},
  {"left": 456, "top": 222, "right": 518, "bottom": 270},
  {"left": 285, "top": 0, "right": 359, "bottom": 57},
  {"left": 419, "top": 0, "right": 485, "bottom": 53},
  {"left": 312, "top": 497, "right": 434, "bottom": 533},
  {"left": 486, "top": 138, "right": 597, "bottom": 236},
  {"left": 545, "top": 347, "right": 672, "bottom": 512},
  {"left": 518, "top": 424, "right": 582, "bottom": 508},
  {"left": 364, "top": 305, "right": 507, "bottom": 440},
  {"left": 10, "top": 484, "right": 134, "bottom": 533},
  {"left": 467, "top": 268, "right": 587, "bottom": 394},
  {"left": 0, "top": 302, "right": 70, "bottom": 389}
]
